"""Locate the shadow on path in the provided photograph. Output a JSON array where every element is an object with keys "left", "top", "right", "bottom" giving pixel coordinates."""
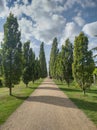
[
  {"left": 26, "top": 95, "right": 97, "bottom": 111},
  {"left": 27, "top": 95, "right": 77, "bottom": 108},
  {"left": 12, "top": 94, "right": 97, "bottom": 111},
  {"left": 29, "top": 86, "right": 81, "bottom": 93}
]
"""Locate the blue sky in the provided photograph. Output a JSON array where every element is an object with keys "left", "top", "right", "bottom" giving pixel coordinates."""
[{"left": 0, "top": 0, "right": 97, "bottom": 68}]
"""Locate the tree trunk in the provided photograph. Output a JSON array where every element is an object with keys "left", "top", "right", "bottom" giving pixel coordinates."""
[
  {"left": 32, "top": 80, "right": 34, "bottom": 84},
  {"left": 67, "top": 82, "right": 69, "bottom": 87},
  {"left": 26, "top": 83, "right": 28, "bottom": 87},
  {"left": 83, "top": 88, "right": 86, "bottom": 95},
  {"left": 9, "top": 87, "right": 12, "bottom": 96}
]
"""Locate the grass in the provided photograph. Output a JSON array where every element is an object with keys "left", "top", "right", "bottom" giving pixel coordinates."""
[
  {"left": 0, "top": 78, "right": 43, "bottom": 125},
  {"left": 54, "top": 79, "right": 97, "bottom": 126}
]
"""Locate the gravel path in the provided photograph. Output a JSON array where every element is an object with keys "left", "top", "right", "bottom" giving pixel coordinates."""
[{"left": 0, "top": 78, "right": 97, "bottom": 130}]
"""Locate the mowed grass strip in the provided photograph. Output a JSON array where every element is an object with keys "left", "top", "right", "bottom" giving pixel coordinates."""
[
  {"left": 0, "top": 78, "right": 43, "bottom": 125},
  {"left": 54, "top": 79, "right": 97, "bottom": 126}
]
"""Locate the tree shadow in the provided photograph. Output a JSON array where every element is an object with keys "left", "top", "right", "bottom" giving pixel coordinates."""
[
  {"left": 26, "top": 95, "right": 97, "bottom": 111},
  {"left": 69, "top": 97, "right": 97, "bottom": 112},
  {"left": 12, "top": 94, "right": 97, "bottom": 111},
  {"left": 28, "top": 86, "right": 81, "bottom": 93},
  {"left": 87, "top": 89, "right": 97, "bottom": 94},
  {"left": 92, "top": 96, "right": 97, "bottom": 99},
  {"left": 55, "top": 83, "right": 64, "bottom": 85},
  {"left": 27, "top": 95, "right": 77, "bottom": 108},
  {"left": 29, "top": 86, "right": 37, "bottom": 89},
  {"left": 29, "top": 86, "right": 62, "bottom": 91},
  {"left": 12, "top": 94, "right": 29, "bottom": 100},
  {"left": 60, "top": 87, "right": 82, "bottom": 93},
  {"left": 37, "top": 87, "right": 60, "bottom": 91},
  {"left": 42, "top": 82, "right": 56, "bottom": 85}
]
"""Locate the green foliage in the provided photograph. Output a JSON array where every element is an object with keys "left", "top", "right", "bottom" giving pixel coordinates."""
[
  {"left": 34, "top": 58, "right": 41, "bottom": 80},
  {"left": 52, "top": 38, "right": 73, "bottom": 85},
  {"left": 22, "top": 41, "right": 33, "bottom": 86},
  {"left": 61, "top": 38, "right": 73, "bottom": 85},
  {"left": 53, "top": 52, "right": 64, "bottom": 80},
  {"left": 72, "top": 32, "right": 95, "bottom": 94},
  {"left": 39, "top": 42, "right": 47, "bottom": 78},
  {"left": 22, "top": 67, "right": 30, "bottom": 87},
  {"left": 29, "top": 48, "right": 35, "bottom": 82},
  {"left": 2, "top": 13, "right": 22, "bottom": 95},
  {"left": 0, "top": 49, "right": 3, "bottom": 76},
  {"left": 49, "top": 37, "right": 58, "bottom": 78},
  {"left": 0, "top": 79, "right": 3, "bottom": 87},
  {"left": 93, "top": 68, "right": 97, "bottom": 75},
  {"left": 22, "top": 41, "right": 38, "bottom": 86}
]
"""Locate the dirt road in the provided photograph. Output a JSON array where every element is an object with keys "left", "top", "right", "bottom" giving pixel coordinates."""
[{"left": 0, "top": 78, "right": 97, "bottom": 130}]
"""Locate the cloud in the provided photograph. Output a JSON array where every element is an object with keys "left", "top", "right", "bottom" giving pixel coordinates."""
[
  {"left": 0, "top": 0, "right": 66, "bottom": 45},
  {"left": 77, "top": 0, "right": 96, "bottom": 8},
  {"left": 73, "top": 16, "right": 85, "bottom": 27},
  {"left": 0, "top": 0, "right": 10, "bottom": 18},
  {"left": 63, "top": 0, "right": 96, "bottom": 11},
  {"left": 88, "top": 37, "right": 97, "bottom": 50},
  {"left": 0, "top": 0, "right": 97, "bottom": 47},
  {"left": 18, "top": 17, "right": 33, "bottom": 42},
  {"left": 0, "top": 0, "right": 4, "bottom": 11},
  {"left": 30, "top": 41, "right": 39, "bottom": 50},
  {"left": 82, "top": 21, "right": 97, "bottom": 37},
  {"left": 13, "top": 0, "right": 66, "bottom": 44},
  {"left": 60, "top": 22, "right": 81, "bottom": 45},
  {"left": 32, "top": 14, "right": 66, "bottom": 44},
  {"left": 0, "top": 32, "right": 4, "bottom": 43}
]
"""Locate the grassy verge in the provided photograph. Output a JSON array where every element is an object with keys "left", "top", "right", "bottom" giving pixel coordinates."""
[
  {"left": 0, "top": 78, "right": 43, "bottom": 125},
  {"left": 54, "top": 79, "right": 97, "bottom": 126}
]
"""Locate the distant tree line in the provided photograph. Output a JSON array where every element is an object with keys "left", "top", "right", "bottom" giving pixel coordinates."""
[
  {"left": 49, "top": 33, "right": 95, "bottom": 95},
  {"left": 0, "top": 13, "right": 47, "bottom": 95}
]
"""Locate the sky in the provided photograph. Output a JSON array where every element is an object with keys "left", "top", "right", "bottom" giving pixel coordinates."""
[{"left": 0, "top": 0, "right": 97, "bottom": 68}]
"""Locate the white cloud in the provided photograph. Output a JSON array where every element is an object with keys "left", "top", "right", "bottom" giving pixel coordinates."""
[
  {"left": 63, "top": 0, "right": 96, "bottom": 11},
  {"left": 77, "top": 0, "right": 96, "bottom": 8},
  {"left": 73, "top": 16, "right": 85, "bottom": 27},
  {"left": 32, "top": 14, "right": 66, "bottom": 44},
  {"left": 18, "top": 17, "right": 33, "bottom": 42},
  {"left": 0, "top": 0, "right": 97, "bottom": 47},
  {"left": 88, "top": 38, "right": 97, "bottom": 50},
  {"left": 0, "top": 0, "right": 4, "bottom": 11},
  {"left": 0, "top": 0, "right": 10, "bottom": 18},
  {"left": 30, "top": 42, "right": 39, "bottom": 50},
  {"left": 23, "top": 0, "right": 29, "bottom": 5},
  {"left": 14, "top": 0, "right": 66, "bottom": 45},
  {"left": 0, "top": 32, "right": 4, "bottom": 43},
  {"left": 82, "top": 21, "right": 97, "bottom": 37},
  {"left": 60, "top": 22, "right": 81, "bottom": 45}
]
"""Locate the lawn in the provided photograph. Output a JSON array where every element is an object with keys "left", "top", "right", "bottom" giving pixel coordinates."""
[
  {"left": 54, "top": 79, "right": 97, "bottom": 126},
  {"left": 0, "top": 78, "right": 43, "bottom": 125}
]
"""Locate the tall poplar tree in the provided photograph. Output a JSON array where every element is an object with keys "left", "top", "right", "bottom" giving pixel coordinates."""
[
  {"left": 39, "top": 42, "right": 47, "bottom": 78},
  {"left": 53, "top": 52, "right": 63, "bottom": 80},
  {"left": 22, "top": 41, "right": 31, "bottom": 87},
  {"left": 2, "top": 13, "right": 22, "bottom": 95},
  {"left": 29, "top": 48, "right": 35, "bottom": 83},
  {"left": 61, "top": 38, "right": 73, "bottom": 86},
  {"left": 49, "top": 37, "right": 58, "bottom": 78},
  {"left": 72, "top": 32, "right": 95, "bottom": 94},
  {"left": 34, "top": 58, "right": 41, "bottom": 80}
]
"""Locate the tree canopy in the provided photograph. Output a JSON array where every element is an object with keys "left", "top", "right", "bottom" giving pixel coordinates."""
[
  {"left": 49, "top": 37, "right": 58, "bottom": 78},
  {"left": 72, "top": 32, "right": 95, "bottom": 94},
  {"left": 39, "top": 42, "right": 47, "bottom": 78},
  {"left": 2, "top": 13, "right": 22, "bottom": 95}
]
